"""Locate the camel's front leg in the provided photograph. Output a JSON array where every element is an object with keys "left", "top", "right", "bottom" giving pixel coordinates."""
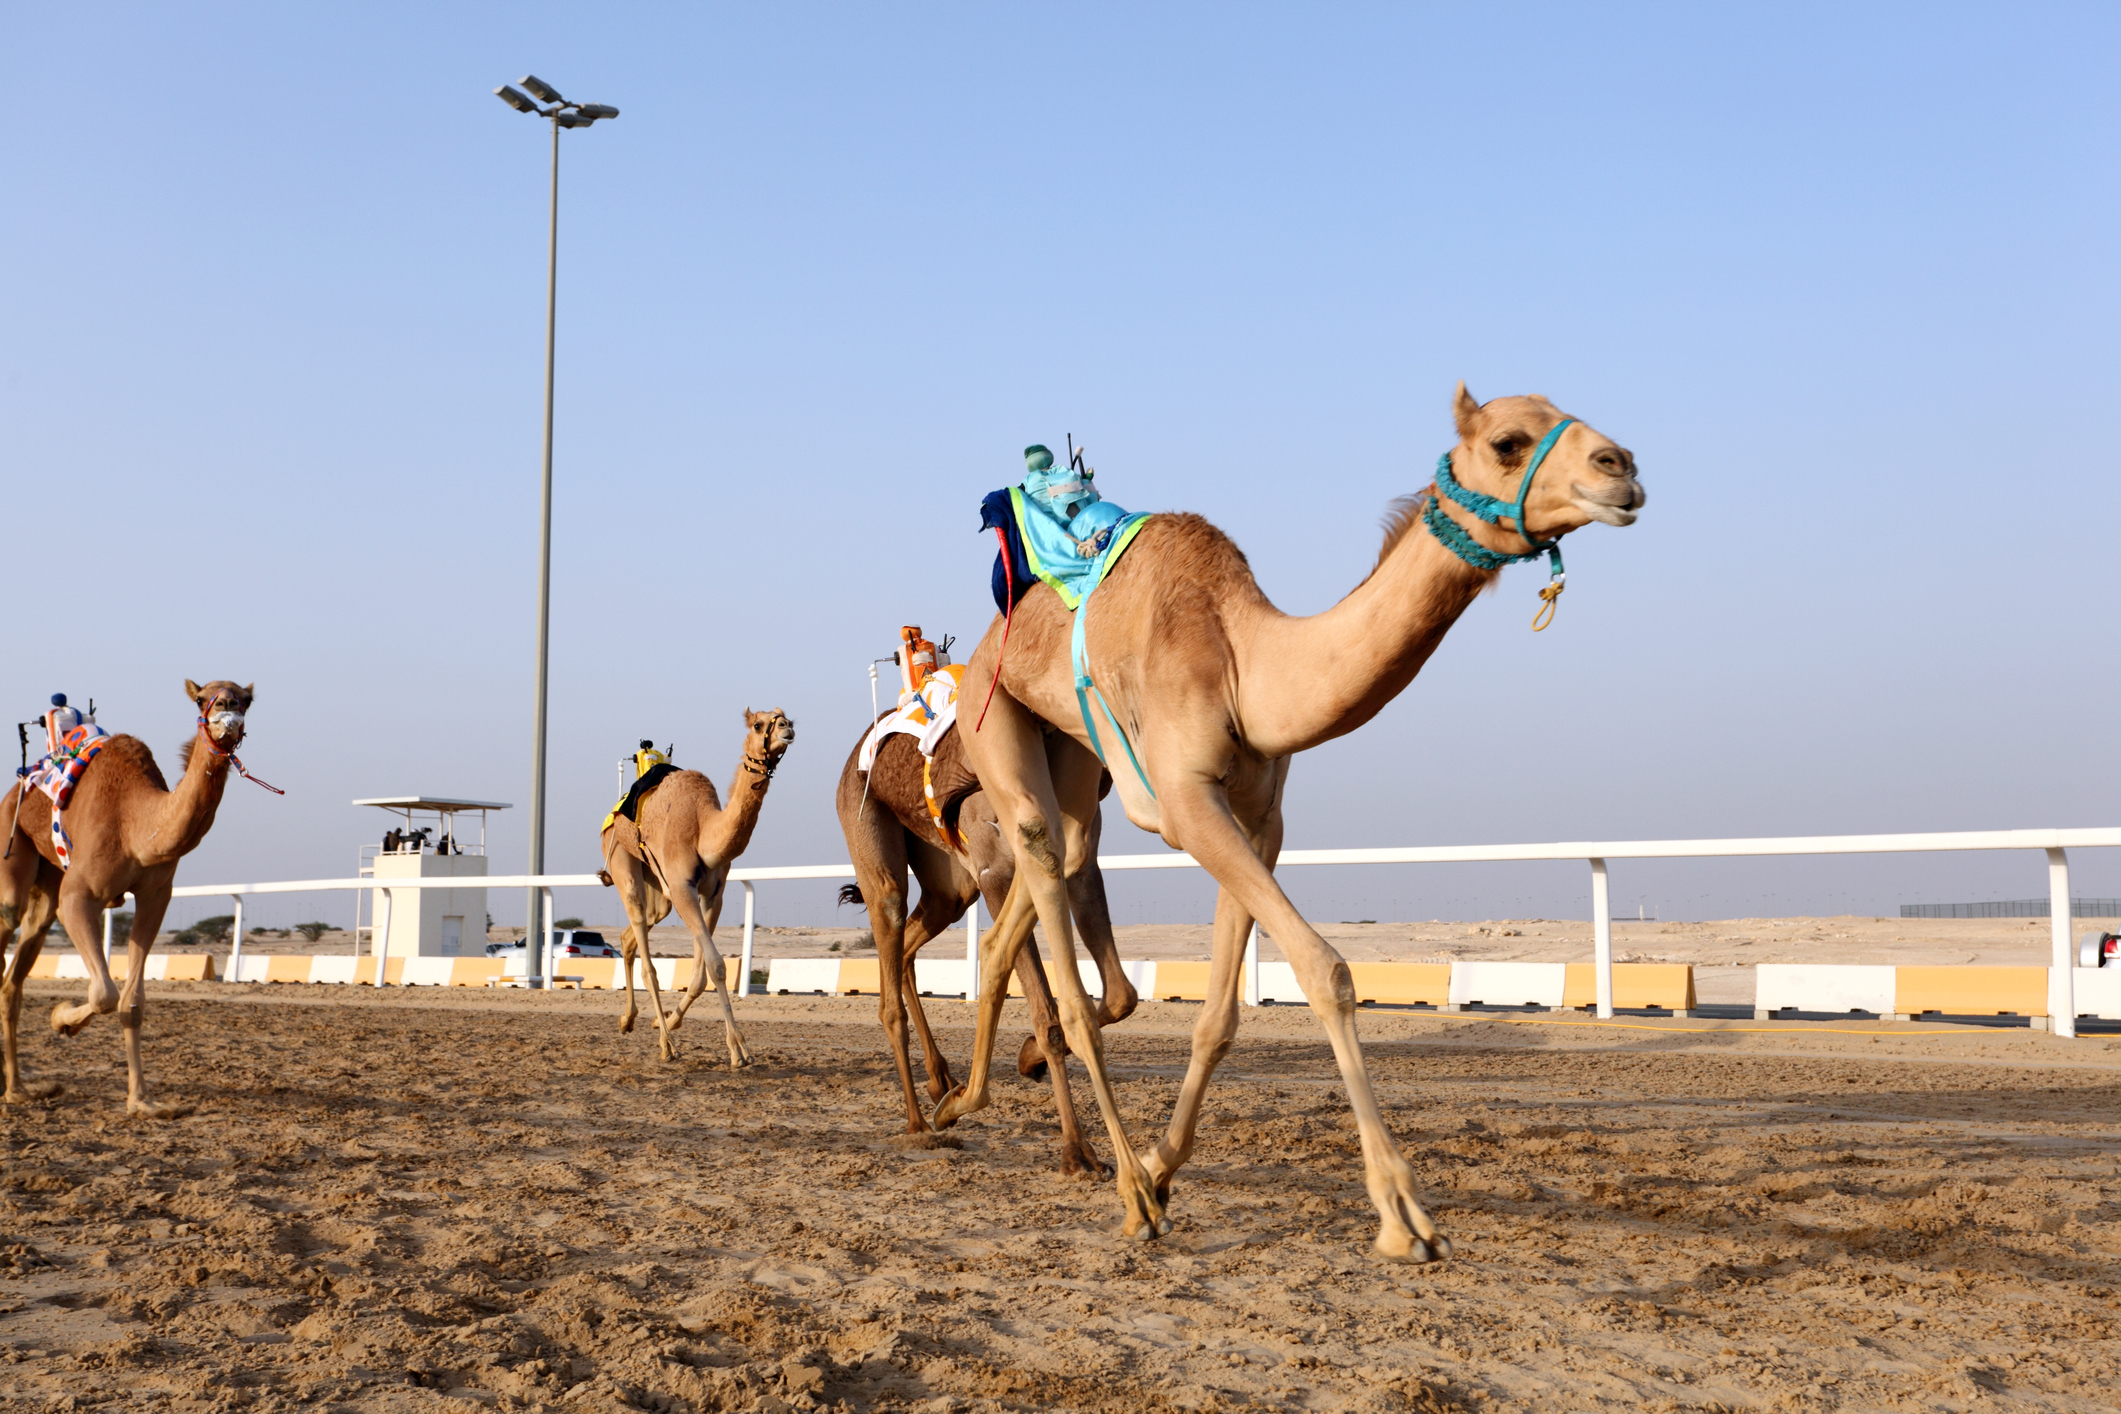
[
  {"left": 666, "top": 891, "right": 722, "bottom": 1029},
  {"left": 116, "top": 936, "right": 190, "bottom": 1120},
  {"left": 1167, "top": 786, "right": 1449, "bottom": 1264},
  {"left": 1142, "top": 886, "right": 1253, "bottom": 1200},
  {"left": 667, "top": 877, "right": 748, "bottom": 1069},
  {"left": 50, "top": 888, "right": 121, "bottom": 1040}
]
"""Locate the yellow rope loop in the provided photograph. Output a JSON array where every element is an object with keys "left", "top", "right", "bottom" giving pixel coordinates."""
[{"left": 1530, "top": 578, "right": 1564, "bottom": 632}]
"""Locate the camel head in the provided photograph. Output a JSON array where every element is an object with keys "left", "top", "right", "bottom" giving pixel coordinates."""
[
  {"left": 1446, "top": 383, "right": 1645, "bottom": 548},
  {"left": 184, "top": 678, "right": 254, "bottom": 753},
  {"left": 741, "top": 707, "right": 796, "bottom": 769}
]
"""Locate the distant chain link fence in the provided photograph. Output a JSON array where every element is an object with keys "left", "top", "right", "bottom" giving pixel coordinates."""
[{"left": 1901, "top": 898, "right": 2121, "bottom": 919}]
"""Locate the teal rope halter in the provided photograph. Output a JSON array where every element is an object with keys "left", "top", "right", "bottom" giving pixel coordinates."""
[{"left": 1423, "top": 418, "right": 1574, "bottom": 628}]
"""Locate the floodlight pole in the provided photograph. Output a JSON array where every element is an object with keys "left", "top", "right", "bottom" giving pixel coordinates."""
[{"left": 524, "top": 109, "right": 560, "bottom": 991}]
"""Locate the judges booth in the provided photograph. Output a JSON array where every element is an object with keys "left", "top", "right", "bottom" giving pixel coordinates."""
[{"left": 353, "top": 796, "right": 510, "bottom": 958}]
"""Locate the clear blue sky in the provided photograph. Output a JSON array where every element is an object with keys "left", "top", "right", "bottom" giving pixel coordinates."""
[{"left": 5, "top": 4, "right": 2116, "bottom": 931}]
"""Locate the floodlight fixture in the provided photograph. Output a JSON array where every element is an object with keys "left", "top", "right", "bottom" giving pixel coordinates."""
[
  {"left": 576, "top": 104, "right": 619, "bottom": 121},
  {"left": 519, "top": 74, "right": 565, "bottom": 105},
  {"left": 554, "top": 112, "right": 590, "bottom": 128},
  {"left": 495, "top": 85, "right": 539, "bottom": 114}
]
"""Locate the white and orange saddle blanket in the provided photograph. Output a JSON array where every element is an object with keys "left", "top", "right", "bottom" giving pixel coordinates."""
[
  {"left": 25, "top": 724, "right": 111, "bottom": 868},
  {"left": 858, "top": 664, "right": 966, "bottom": 774}
]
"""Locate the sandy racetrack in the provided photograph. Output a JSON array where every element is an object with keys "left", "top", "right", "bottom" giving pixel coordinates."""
[{"left": 0, "top": 983, "right": 2113, "bottom": 1412}]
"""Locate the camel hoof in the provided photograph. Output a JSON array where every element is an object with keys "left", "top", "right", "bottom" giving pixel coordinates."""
[
  {"left": 1017, "top": 1034, "right": 1050, "bottom": 1079},
  {"left": 1126, "top": 1215, "right": 1173, "bottom": 1242},
  {"left": 1060, "top": 1149, "right": 1111, "bottom": 1180},
  {"left": 663, "top": 1009, "right": 684, "bottom": 1030},
  {"left": 49, "top": 1007, "right": 88, "bottom": 1038},
  {"left": 932, "top": 1085, "right": 972, "bottom": 1128},
  {"left": 2, "top": 1082, "right": 60, "bottom": 1104},
  {"left": 128, "top": 1100, "right": 195, "bottom": 1121},
  {"left": 727, "top": 1042, "right": 752, "bottom": 1070},
  {"left": 619, "top": 1014, "right": 637, "bottom": 1035},
  {"left": 1376, "top": 1231, "right": 1450, "bottom": 1264}
]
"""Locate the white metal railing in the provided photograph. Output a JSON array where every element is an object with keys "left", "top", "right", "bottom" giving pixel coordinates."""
[{"left": 94, "top": 825, "right": 2118, "bottom": 1038}]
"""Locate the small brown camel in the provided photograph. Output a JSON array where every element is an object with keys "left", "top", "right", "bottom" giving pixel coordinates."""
[
  {"left": 833, "top": 721, "right": 1135, "bottom": 1173},
  {"left": 0, "top": 679, "right": 261, "bottom": 1117},
  {"left": 599, "top": 708, "right": 795, "bottom": 1065},
  {"left": 944, "top": 386, "right": 1645, "bottom": 1261}
]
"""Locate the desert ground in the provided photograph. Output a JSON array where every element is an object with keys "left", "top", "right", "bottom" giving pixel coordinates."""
[{"left": 0, "top": 952, "right": 2114, "bottom": 1413}]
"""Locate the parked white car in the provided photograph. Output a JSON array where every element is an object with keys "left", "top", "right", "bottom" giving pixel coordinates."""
[{"left": 485, "top": 929, "right": 619, "bottom": 961}]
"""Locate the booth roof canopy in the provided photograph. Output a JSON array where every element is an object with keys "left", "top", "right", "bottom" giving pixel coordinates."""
[{"left": 352, "top": 796, "right": 512, "bottom": 813}]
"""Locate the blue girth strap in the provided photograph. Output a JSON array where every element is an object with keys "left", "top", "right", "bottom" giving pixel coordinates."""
[
  {"left": 1072, "top": 592, "right": 1156, "bottom": 800},
  {"left": 1423, "top": 417, "right": 1574, "bottom": 580}
]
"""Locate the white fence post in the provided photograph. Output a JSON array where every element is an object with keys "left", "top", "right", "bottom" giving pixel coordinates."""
[
  {"left": 965, "top": 893, "right": 980, "bottom": 1003},
  {"left": 2048, "top": 847, "right": 2076, "bottom": 1038},
  {"left": 1591, "top": 858, "right": 1613, "bottom": 1019},
  {"left": 1243, "top": 921, "right": 1261, "bottom": 1007},
  {"left": 738, "top": 881, "right": 755, "bottom": 997},
  {"left": 228, "top": 895, "right": 245, "bottom": 981},
  {"left": 372, "top": 888, "right": 392, "bottom": 986},
  {"left": 540, "top": 887, "right": 555, "bottom": 992},
  {"left": 101, "top": 905, "right": 114, "bottom": 962}
]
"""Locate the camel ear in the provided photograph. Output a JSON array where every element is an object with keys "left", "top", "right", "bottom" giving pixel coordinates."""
[
  {"left": 183, "top": 678, "right": 202, "bottom": 702},
  {"left": 1453, "top": 382, "right": 1481, "bottom": 440},
  {"left": 242, "top": 683, "right": 255, "bottom": 703}
]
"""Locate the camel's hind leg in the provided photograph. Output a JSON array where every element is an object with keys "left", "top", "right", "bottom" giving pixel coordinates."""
[
  {"left": 966, "top": 703, "right": 1167, "bottom": 1239},
  {"left": 0, "top": 857, "right": 61, "bottom": 1104},
  {"left": 608, "top": 849, "right": 672, "bottom": 1051},
  {"left": 901, "top": 840, "right": 981, "bottom": 1102},
  {"left": 666, "top": 876, "right": 749, "bottom": 1069}
]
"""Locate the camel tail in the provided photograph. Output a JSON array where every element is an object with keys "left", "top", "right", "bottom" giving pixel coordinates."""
[{"left": 836, "top": 884, "right": 864, "bottom": 908}]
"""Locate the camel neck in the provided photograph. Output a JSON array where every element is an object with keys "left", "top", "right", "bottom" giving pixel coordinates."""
[
  {"left": 707, "top": 755, "right": 776, "bottom": 861},
  {"left": 135, "top": 735, "right": 233, "bottom": 866},
  {"left": 1232, "top": 510, "right": 1496, "bottom": 758}
]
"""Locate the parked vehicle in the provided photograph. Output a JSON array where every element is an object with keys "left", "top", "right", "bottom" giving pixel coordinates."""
[{"left": 485, "top": 929, "right": 618, "bottom": 960}]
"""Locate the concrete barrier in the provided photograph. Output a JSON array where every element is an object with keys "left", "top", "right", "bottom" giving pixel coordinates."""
[
  {"left": 1563, "top": 963, "right": 1695, "bottom": 1012},
  {"left": 1755, "top": 964, "right": 1896, "bottom": 1017},
  {"left": 1348, "top": 962, "right": 1452, "bottom": 1006},
  {"left": 2074, "top": 967, "right": 2121, "bottom": 1019},
  {"left": 1449, "top": 961, "right": 1567, "bottom": 1010},
  {"left": 768, "top": 958, "right": 842, "bottom": 995},
  {"left": 20, "top": 947, "right": 2115, "bottom": 1027},
  {"left": 1892, "top": 966, "right": 2048, "bottom": 1020}
]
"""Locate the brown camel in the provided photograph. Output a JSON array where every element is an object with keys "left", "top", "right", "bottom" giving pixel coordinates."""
[
  {"left": 599, "top": 708, "right": 795, "bottom": 1064},
  {"left": 942, "top": 386, "right": 1645, "bottom": 1261},
  {"left": 833, "top": 721, "right": 1135, "bottom": 1173},
  {"left": 0, "top": 679, "right": 261, "bottom": 1116}
]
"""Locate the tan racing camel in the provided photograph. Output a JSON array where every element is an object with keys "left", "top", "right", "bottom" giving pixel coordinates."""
[
  {"left": 599, "top": 709, "right": 795, "bottom": 1065},
  {"left": 0, "top": 680, "right": 261, "bottom": 1117},
  {"left": 943, "top": 387, "right": 1645, "bottom": 1261},
  {"left": 833, "top": 721, "right": 1135, "bottom": 1173}
]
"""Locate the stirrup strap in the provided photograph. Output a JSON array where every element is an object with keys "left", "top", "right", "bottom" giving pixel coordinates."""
[{"left": 1071, "top": 593, "right": 1156, "bottom": 800}]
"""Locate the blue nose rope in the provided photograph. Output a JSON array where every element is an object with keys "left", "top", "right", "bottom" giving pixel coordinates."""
[{"left": 1422, "top": 417, "right": 1573, "bottom": 630}]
